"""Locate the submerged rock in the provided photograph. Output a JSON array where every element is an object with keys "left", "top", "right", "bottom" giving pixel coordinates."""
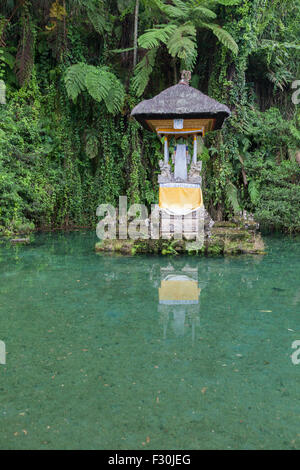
[{"left": 10, "top": 238, "right": 30, "bottom": 244}]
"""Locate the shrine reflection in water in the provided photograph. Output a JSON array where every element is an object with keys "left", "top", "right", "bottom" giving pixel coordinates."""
[
  {"left": 153, "top": 262, "right": 206, "bottom": 342},
  {"left": 0, "top": 232, "right": 299, "bottom": 450}
]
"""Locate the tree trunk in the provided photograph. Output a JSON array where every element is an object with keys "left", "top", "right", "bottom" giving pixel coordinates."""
[
  {"left": 173, "top": 58, "right": 177, "bottom": 84},
  {"left": 133, "top": 0, "right": 140, "bottom": 68}
]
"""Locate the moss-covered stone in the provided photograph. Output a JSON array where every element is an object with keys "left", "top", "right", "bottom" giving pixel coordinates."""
[
  {"left": 95, "top": 224, "right": 266, "bottom": 256},
  {"left": 211, "top": 226, "right": 252, "bottom": 241},
  {"left": 223, "top": 233, "right": 265, "bottom": 255},
  {"left": 0, "top": 222, "right": 35, "bottom": 239},
  {"left": 10, "top": 238, "right": 31, "bottom": 244},
  {"left": 213, "top": 221, "right": 238, "bottom": 228}
]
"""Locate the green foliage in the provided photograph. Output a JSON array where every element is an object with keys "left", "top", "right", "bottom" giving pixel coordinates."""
[
  {"left": 64, "top": 63, "right": 86, "bottom": 102},
  {"left": 225, "top": 182, "right": 241, "bottom": 214},
  {"left": 133, "top": 0, "right": 238, "bottom": 91},
  {"left": 86, "top": 0, "right": 108, "bottom": 35},
  {"left": 85, "top": 129, "right": 99, "bottom": 159},
  {"left": 203, "top": 23, "right": 238, "bottom": 56},
  {"left": 132, "top": 49, "right": 157, "bottom": 96},
  {"left": 64, "top": 63, "right": 125, "bottom": 114},
  {"left": 255, "top": 162, "right": 300, "bottom": 232},
  {"left": 138, "top": 24, "right": 177, "bottom": 49},
  {"left": 0, "top": 0, "right": 299, "bottom": 235},
  {"left": 167, "top": 23, "right": 197, "bottom": 70}
]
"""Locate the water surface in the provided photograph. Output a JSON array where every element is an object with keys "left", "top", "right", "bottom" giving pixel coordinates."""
[{"left": 0, "top": 232, "right": 299, "bottom": 449}]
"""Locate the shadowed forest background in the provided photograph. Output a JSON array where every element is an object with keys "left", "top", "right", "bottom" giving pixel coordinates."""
[{"left": 0, "top": 0, "right": 299, "bottom": 235}]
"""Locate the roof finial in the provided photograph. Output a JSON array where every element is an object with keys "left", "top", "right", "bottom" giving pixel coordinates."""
[{"left": 179, "top": 70, "right": 191, "bottom": 86}]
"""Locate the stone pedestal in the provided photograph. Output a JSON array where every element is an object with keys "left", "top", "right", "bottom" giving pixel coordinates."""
[
  {"left": 160, "top": 207, "right": 205, "bottom": 241},
  {"left": 158, "top": 158, "right": 205, "bottom": 241}
]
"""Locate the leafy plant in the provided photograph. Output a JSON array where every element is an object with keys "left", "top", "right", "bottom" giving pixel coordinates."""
[
  {"left": 132, "top": 0, "right": 238, "bottom": 95},
  {"left": 64, "top": 63, "right": 125, "bottom": 114}
]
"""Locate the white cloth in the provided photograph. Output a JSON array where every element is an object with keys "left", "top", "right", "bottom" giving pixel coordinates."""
[{"left": 174, "top": 144, "right": 187, "bottom": 180}]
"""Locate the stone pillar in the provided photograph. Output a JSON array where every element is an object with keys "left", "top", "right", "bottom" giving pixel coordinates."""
[
  {"left": 193, "top": 134, "right": 197, "bottom": 164},
  {"left": 164, "top": 136, "right": 169, "bottom": 164}
]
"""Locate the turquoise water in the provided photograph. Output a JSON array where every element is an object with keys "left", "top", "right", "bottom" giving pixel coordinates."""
[{"left": 0, "top": 232, "right": 299, "bottom": 450}]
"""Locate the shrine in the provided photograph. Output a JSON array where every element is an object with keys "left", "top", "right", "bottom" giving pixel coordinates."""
[
  {"left": 131, "top": 70, "right": 231, "bottom": 239},
  {"left": 96, "top": 73, "right": 264, "bottom": 255}
]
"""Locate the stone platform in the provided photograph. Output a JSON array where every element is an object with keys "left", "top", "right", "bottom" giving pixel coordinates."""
[{"left": 95, "top": 216, "right": 265, "bottom": 256}]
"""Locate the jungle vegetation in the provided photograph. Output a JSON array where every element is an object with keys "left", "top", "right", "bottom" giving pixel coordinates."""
[{"left": 0, "top": 0, "right": 299, "bottom": 234}]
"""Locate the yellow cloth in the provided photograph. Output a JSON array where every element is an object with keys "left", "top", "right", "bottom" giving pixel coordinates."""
[
  {"left": 159, "top": 280, "right": 200, "bottom": 301},
  {"left": 159, "top": 187, "right": 202, "bottom": 213}
]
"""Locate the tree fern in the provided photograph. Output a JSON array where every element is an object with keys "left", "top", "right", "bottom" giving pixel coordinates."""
[
  {"left": 161, "top": 4, "right": 188, "bottom": 19},
  {"left": 167, "top": 23, "right": 197, "bottom": 69},
  {"left": 85, "top": 65, "right": 111, "bottom": 102},
  {"left": 70, "top": 0, "right": 108, "bottom": 35},
  {"left": 225, "top": 181, "right": 241, "bottom": 214},
  {"left": 86, "top": 1, "right": 107, "bottom": 35},
  {"left": 203, "top": 23, "right": 238, "bottom": 55},
  {"left": 132, "top": 48, "right": 157, "bottom": 97},
  {"left": 193, "top": 6, "right": 217, "bottom": 21},
  {"left": 103, "top": 73, "right": 126, "bottom": 114},
  {"left": 135, "top": 0, "right": 238, "bottom": 95},
  {"left": 138, "top": 24, "right": 176, "bottom": 49},
  {"left": 65, "top": 63, "right": 125, "bottom": 113},
  {"left": 64, "top": 63, "right": 87, "bottom": 102},
  {"left": 172, "top": 0, "right": 190, "bottom": 12}
]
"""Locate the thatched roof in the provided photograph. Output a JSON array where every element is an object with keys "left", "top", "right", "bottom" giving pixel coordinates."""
[{"left": 131, "top": 83, "right": 231, "bottom": 131}]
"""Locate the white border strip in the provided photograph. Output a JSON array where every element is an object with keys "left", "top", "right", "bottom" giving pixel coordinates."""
[{"left": 160, "top": 183, "right": 200, "bottom": 188}]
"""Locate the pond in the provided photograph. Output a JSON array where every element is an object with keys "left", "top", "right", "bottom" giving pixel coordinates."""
[{"left": 0, "top": 232, "right": 299, "bottom": 450}]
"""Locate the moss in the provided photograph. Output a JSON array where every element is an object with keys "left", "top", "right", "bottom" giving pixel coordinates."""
[
  {"left": 223, "top": 233, "right": 266, "bottom": 255},
  {"left": 213, "top": 221, "right": 238, "bottom": 228},
  {"left": 211, "top": 227, "right": 252, "bottom": 241},
  {"left": 95, "top": 239, "right": 135, "bottom": 254},
  {"left": 95, "top": 222, "right": 265, "bottom": 256}
]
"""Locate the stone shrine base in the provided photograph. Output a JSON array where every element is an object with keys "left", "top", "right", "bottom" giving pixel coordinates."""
[{"left": 95, "top": 218, "right": 265, "bottom": 256}]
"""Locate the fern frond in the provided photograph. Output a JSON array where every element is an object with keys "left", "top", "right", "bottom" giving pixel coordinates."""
[
  {"left": 290, "top": 125, "right": 300, "bottom": 142},
  {"left": 86, "top": 3, "right": 107, "bottom": 35},
  {"left": 162, "top": 5, "right": 188, "bottom": 20},
  {"left": 185, "top": 46, "right": 198, "bottom": 70},
  {"left": 85, "top": 65, "right": 111, "bottom": 103},
  {"left": 2, "top": 50, "right": 15, "bottom": 69},
  {"left": 266, "top": 69, "right": 292, "bottom": 91},
  {"left": 152, "top": 0, "right": 188, "bottom": 17},
  {"left": 167, "top": 23, "right": 197, "bottom": 68},
  {"left": 64, "top": 63, "right": 87, "bottom": 102},
  {"left": 65, "top": 62, "right": 125, "bottom": 113},
  {"left": 193, "top": 6, "right": 217, "bottom": 21},
  {"left": 203, "top": 23, "right": 238, "bottom": 55},
  {"left": 138, "top": 24, "right": 177, "bottom": 49},
  {"left": 103, "top": 72, "right": 125, "bottom": 114},
  {"left": 132, "top": 48, "right": 157, "bottom": 97},
  {"left": 172, "top": 0, "right": 190, "bottom": 12},
  {"left": 225, "top": 181, "right": 241, "bottom": 214}
]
